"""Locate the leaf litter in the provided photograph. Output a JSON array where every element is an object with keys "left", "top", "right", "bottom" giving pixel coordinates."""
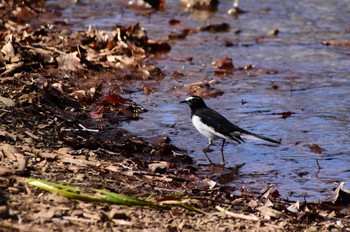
[{"left": 0, "top": 0, "right": 349, "bottom": 231}]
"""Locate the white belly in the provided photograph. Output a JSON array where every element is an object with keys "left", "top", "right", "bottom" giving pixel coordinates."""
[{"left": 192, "top": 115, "right": 220, "bottom": 140}]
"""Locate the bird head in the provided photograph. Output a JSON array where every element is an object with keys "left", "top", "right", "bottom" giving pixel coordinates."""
[{"left": 180, "top": 95, "right": 207, "bottom": 108}]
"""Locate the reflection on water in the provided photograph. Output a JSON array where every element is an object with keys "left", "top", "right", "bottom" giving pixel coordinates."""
[{"left": 53, "top": 0, "right": 350, "bottom": 201}]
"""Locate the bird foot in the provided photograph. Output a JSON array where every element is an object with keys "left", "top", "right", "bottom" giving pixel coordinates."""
[{"left": 220, "top": 161, "right": 227, "bottom": 166}]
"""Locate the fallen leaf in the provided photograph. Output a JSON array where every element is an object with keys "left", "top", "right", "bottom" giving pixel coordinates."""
[
  {"left": 146, "top": 135, "right": 170, "bottom": 145},
  {"left": 56, "top": 52, "right": 83, "bottom": 72},
  {"left": 90, "top": 106, "right": 105, "bottom": 119},
  {"left": 148, "top": 161, "right": 171, "bottom": 173},
  {"left": 1, "top": 39, "right": 15, "bottom": 58},
  {"left": 200, "top": 23, "right": 230, "bottom": 32},
  {"left": 0, "top": 166, "right": 16, "bottom": 176},
  {"left": 322, "top": 40, "right": 350, "bottom": 46},
  {"left": 329, "top": 182, "right": 350, "bottom": 206},
  {"left": 257, "top": 205, "right": 284, "bottom": 219},
  {"left": 0, "top": 144, "right": 18, "bottom": 160},
  {"left": 287, "top": 201, "right": 300, "bottom": 213},
  {"left": 212, "top": 56, "right": 234, "bottom": 71},
  {"left": 309, "top": 143, "right": 325, "bottom": 154},
  {"left": 98, "top": 94, "right": 131, "bottom": 105},
  {"left": 216, "top": 206, "right": 260, "bottom": 221},
  {"left": 0, "top": 96, "right": 15, "bottom": 107},
  {"left": 0, "top": 130, "right": 17, "bottom": 141}
]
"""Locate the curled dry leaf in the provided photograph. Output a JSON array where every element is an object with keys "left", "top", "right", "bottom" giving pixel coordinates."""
[
  {"left": 287, "top": 201, "right": 300, "bottom": 213},
  {"left": 329, "top": 182, "right": 350, "bottom": 206},
  {"left": 1, "top": 39, "right": 15, "bottom": 58},
  {"left": 148, "top": 161, "right": 171, "bottom": 173},
  {"left": 56, "top": 52, "right": 83, "bottom": 72}
]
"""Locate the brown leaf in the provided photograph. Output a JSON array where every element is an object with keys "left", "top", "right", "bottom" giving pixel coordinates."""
[
  {"left": 169, "top": 19, "right": 180, "bottom": 25},
  {"left": 167, "top": 29, "right": 194, "bottom": 40},
  {"left": 309, "top": 143, "right": 325, "bottom": 154},
  {"left": 148, "top": 161, "right": 171, "bottom": 173},
  {"left": 212, "top": 56, "right": 234, "bottom": 70},
  {"left": 257, "top": 205, "right": 284, "bottom": 219},
  {"left": 322, "top": 40, "right": 350, "bottom": 46},
  {"left": 143, "top": 85, "right": 155, "bottom": 95},
  {"left": 0, "top": 166, "right": 16, "bottom": 176},
  {"left": 216, "top": 206, "right": 260, "bottom": 221},
  {"left": 147, "top": 39, "right": 171, "bottom": 53},
  {"left": 200, "top": 23, "right": 230, "bottom": 33},
  {"left": 281, "top": 111, "right": 293, "bottom": 119},
  {"left": 0, "top": 95, "right": 15, "bottom": 107},
  {"left": 56, "top": 52, "right": 83, "bottom": 72},
  {"left": 1, "top": 40, "right": 15, "bottom": 58},
  {"left": 0, "top": 144, "right": 18, "bottom": 161},
  {"left": 0, "top": 130, "right": 17, "bottom": 141},
  {"left": 98, "top": 94, "right": 131, "bottom": 105},
  {"left": 146, "top": 135, "right": 170, "bottom": 145},
  {"left": 90, "top": 106, "right": 105, "bottom": 119}
]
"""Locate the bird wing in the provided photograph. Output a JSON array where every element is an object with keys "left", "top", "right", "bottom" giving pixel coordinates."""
[
  {"left": 195, "top": 107, "right": 245, "bottom": 143},
  {"left": 197, "top": 107, "right": 281, "bottom": 144}
]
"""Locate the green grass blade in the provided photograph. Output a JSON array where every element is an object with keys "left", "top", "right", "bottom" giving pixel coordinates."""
[{"left": 28, "top": 178, "right": 204, "bottom": 213}]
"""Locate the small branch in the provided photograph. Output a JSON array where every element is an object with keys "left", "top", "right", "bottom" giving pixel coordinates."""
[
  {"left": 61, "top": 124, "right": 99, "bottom": 133},
  {"left": 216, "top": 206, "right": 260, "bottom": 221},
  {"left": 78, "top": 124, "right": 99, "bottom": 132}
]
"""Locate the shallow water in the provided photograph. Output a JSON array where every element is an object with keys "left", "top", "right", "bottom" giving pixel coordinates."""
[{"left": 53, "top": 0, "right": 350, "bottom": 201}]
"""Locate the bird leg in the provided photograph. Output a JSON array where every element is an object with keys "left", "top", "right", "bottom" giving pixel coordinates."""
[
  {"left": 203, "top": 141, "right": 214, "bottom": 164},
  {"left": 221, "top": 139, "right": 226, "bottom": 164},
  {"left": 203, "top": 150, "right": 214, "bottom": 164}
]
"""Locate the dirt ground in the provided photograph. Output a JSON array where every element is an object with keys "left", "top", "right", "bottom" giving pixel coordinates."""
[{"left": 1, "top": 1, "right": 350, "bottom": 231}]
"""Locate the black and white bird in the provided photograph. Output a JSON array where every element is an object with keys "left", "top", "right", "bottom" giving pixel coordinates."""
[{"left": 180, "top": 95, "right": 281, "bottom": 163}]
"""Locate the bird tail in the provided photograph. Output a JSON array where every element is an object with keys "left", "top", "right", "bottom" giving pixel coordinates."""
[{"left": 240, "top": 131, "right": 281, "bottom": 144}]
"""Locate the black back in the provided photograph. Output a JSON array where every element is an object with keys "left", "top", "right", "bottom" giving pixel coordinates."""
[{"left": 182, "top": 95, "right": 246, "bottom": 143}]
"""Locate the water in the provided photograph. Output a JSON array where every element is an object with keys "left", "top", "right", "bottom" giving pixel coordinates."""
[{"left": 51, "top": 0, "right": 350, "bottom": 201}]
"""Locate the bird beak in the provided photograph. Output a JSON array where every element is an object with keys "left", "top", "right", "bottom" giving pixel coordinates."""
[{"left": 180, "top": 100, "right": 187, "bottom": 104}]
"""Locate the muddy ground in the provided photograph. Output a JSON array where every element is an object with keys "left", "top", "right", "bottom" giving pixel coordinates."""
[{"left": 0, "top": 1, "right": 350, "bottom": 231}]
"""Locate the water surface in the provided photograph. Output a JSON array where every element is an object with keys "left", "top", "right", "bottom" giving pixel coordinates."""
[{"left": 53, "top": 0, "right": 350, "bottom": 201}]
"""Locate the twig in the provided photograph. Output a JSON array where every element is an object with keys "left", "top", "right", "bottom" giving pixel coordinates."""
[
  {"left": 216, "top": 206, "right": 260, "bottom": 221},
  {"left": 61, "top": 124, "right": 99, "bottom": 133},
  {"left": 78, "top": 124, "right": 99, "bottom": 132},
  {"left": 184, "top": 79, "right": 216, "bottom": 87}
]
